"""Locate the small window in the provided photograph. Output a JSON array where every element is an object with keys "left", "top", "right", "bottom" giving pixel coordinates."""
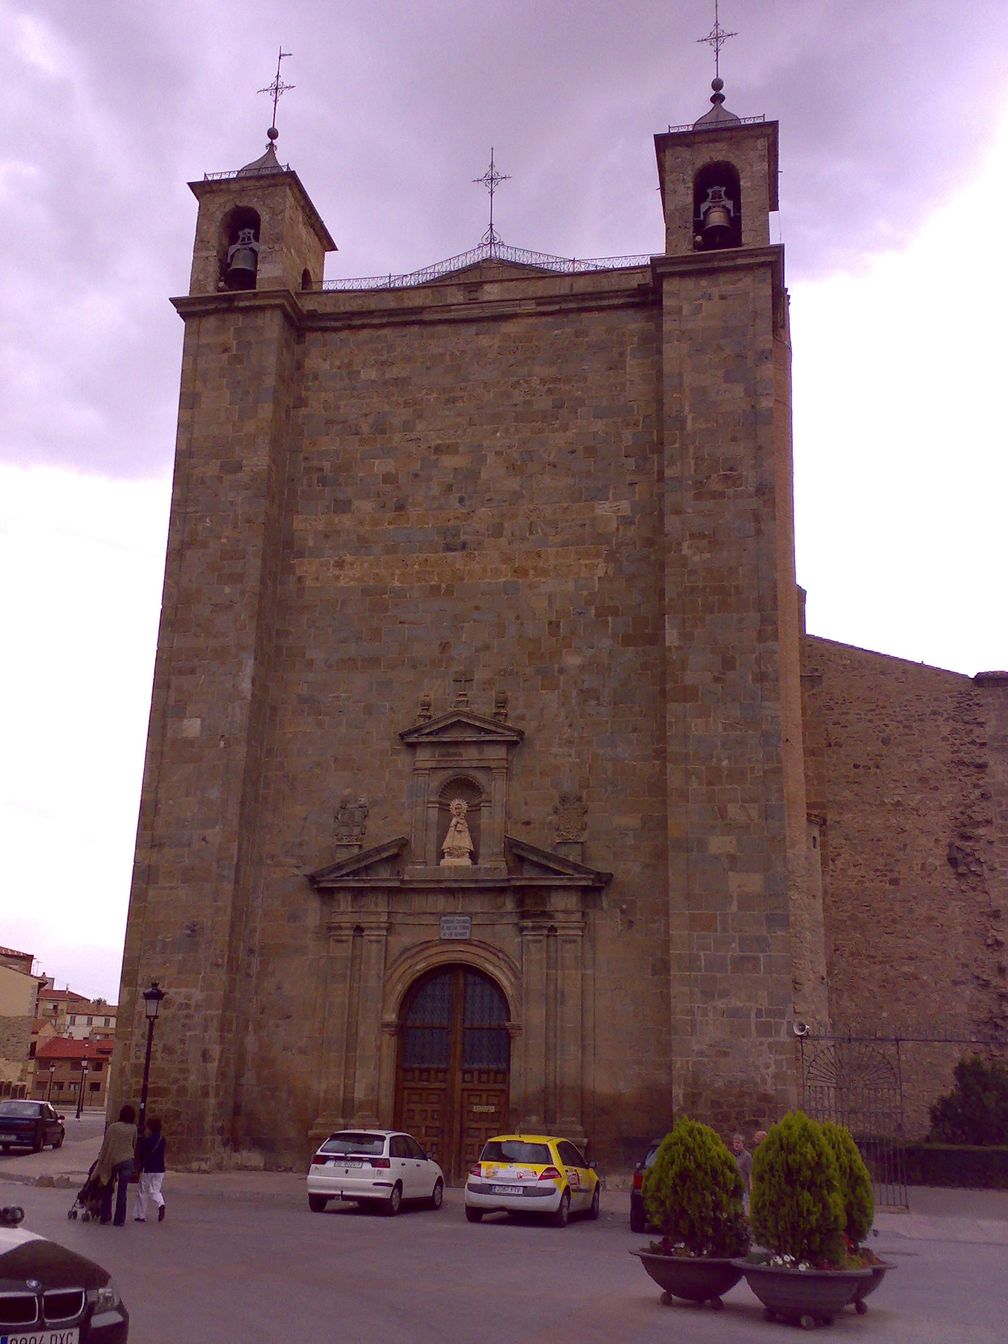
[
  {"left": 319, "top": 1132, "right": 385, "bottom": 1157},
  {"left": 558, "top": 1140, "right": 587, "bottom": 1167},
  {"left": 480, "top": 1140, "right": 551, "bottom": 1165},
  {"left": 389, "top": 1136, "right": 410, "bottom": 1159}
]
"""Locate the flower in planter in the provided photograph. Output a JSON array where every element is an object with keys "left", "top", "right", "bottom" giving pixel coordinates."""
[
  {"left": 750, "top": 1111, "right": 846, "bottom": 1267},
  {"left": 642, "top": 1117, "right": 749, "bottom": 1258}
]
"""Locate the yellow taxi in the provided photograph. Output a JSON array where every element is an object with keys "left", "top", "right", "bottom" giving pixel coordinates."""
[{"left": 464, "top": 1133, "right": 600, "bottom": 1227}]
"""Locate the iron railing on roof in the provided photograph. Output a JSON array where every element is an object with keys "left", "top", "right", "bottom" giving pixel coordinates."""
[
  {"left": 665, "top": 113, "right": 766, "bottom": 133},
  {"left": 203, "top": 166, "right": 291, "bottom": 181},
  {"left": 322, "top": 240, "right": 652, "bottom": 291}
]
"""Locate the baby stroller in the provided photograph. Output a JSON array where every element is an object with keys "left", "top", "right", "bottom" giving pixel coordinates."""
[{"left": 67, "top": 1160, "right": 106, "bottom": 1223}]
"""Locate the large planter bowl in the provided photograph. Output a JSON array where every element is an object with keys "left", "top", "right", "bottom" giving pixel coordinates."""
[
  {"left": 848, "top": 1260, "right": 895, "bottom": 1315},
  {"left": 733, "top": 1258, "right": 873, "bottom": 1328},
  {"left": 630, "top": 1250, "right": 744, "bottom": 1308}
]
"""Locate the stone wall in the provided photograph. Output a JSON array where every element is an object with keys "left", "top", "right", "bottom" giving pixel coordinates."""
[
  {"left": 0, "top": 1016, "right": 32, "bottom": 1090},
  {"left": 801, "top": 638, "right": 1008, "bottom": 1133}
]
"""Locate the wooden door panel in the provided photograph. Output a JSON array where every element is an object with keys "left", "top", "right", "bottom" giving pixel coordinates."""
[
  {"left": 460, "top": 1068, "right": 508, "bottom": 1172},
  {"left": 398, "top": 1068, "right": 447, "bottom": 1169}
]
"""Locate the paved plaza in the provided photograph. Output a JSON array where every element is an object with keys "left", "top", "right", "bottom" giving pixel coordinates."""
[{"left": 2, "top": 1132, "right": 1006, "bottom": 1344}]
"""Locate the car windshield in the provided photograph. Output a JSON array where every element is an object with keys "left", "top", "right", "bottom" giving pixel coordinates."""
[
  {"left": 480, "top": 1140, "right": 552, "bottom": 1165},
  {"left": 319, "top": 1132, "right": 386, "bottom": 1156},
  {"left": 0, "top": 1101, "right": 41, "bottom": 1117}
]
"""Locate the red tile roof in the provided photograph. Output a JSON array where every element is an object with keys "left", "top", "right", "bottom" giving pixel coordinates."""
[{"left": 36, "top": 1037, "right": 114, "bottom": 1062}]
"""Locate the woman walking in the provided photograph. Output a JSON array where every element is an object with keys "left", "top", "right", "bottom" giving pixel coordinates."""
[
  {"left": 133, "top": 1117, "right": 167, "bottom": 1223},
  {"left": 96, "top": 1104, "right": 138, "bottom": 1226}
]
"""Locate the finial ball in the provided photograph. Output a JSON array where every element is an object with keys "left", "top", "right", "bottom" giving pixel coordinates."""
[
  {"left": 712, "top": 77, "right": 724, "bottom": 92},
  {"left": 267, "top": 126, "right": 279, "bottom": 141}
]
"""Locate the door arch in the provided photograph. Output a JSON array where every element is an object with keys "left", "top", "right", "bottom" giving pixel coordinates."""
[{"left": 394, "top": 965, "right": 510, "bottom": 1182}]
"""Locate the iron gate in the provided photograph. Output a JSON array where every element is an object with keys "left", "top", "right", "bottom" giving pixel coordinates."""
[{"left": 798, "top": 1034, "right": 908, "bottom": 1211}]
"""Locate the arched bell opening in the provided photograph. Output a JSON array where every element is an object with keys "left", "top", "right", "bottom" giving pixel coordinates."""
[
  {"left": 301, "top": 268, "right": 313, "bottom": 291},
  {"left": 394, "top": 964, "right": 510, "bottom": 1181},
  {"left": 692, "top": 161, "right": 742, "bottom": 251},
  {"left": 436, "top": 776, "right": 483, "bottom": 867},
  {"left": 219, "top": 206, "right": 261, "bottom": 291}
]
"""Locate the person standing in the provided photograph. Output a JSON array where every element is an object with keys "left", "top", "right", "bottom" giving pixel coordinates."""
[
  {"left": 96, "top": 1105, "right": 138, "bottom": 1227},
  {"left": 731, "top": 1132, "right": 753, "bottom": 1210},
  {"left": 133, "top": 1116, "right": 167, "bottom": 1223}
]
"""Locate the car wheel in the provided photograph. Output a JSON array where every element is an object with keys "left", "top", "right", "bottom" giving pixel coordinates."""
[
  {"left": 464, "top": 1207, "right": 483, "bottom": 1223},
  {"left": 629, "top": 1206, "right": 646, "bottom": 1234},
  {"left": 31, "top": 1132, "right": 43, "bottom": 1154},
  {"left": 587, "top": 1184, "right": 600, "bottom": 1220},
  {"left": 52, "top": 1133, "right": 64, "bottom": 1150},
  {"left": 427, "top": 1178, "right": 443, "bottom": 1211},
  {"left": 0, "top": 1146, "right": 8, "bottom": 1155},
  {"left": 384, "top": 1183, "right": 402, "bottom": 1216},
  {"left": 552, "top": 1190, "right": 570, "bottom": 1228},
  {"left": 308, "top": 1194, "right": 328, "bottom": 1213}
]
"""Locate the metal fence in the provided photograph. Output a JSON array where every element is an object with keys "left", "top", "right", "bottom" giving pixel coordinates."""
[{"left": 798, "top": 1027, "right": 1007, "bottom": 1212}]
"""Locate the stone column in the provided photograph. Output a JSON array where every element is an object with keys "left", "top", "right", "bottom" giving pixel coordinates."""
[
  {"left": 348, "top": 918, "right": 389, "bottom": 1125},
  {"left": 555, "top": 914, "right": 586, "bottom": 1142},
  {"left": 516, "top": 921, "right": 547, "bottom": 1129},
  {"left": 309, "top": 922, "right": 356, "bottom": 1137}
]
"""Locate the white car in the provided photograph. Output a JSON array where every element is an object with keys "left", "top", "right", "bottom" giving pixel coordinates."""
[{"left": 307, "top": 1129, "right": 444, "bottom": 1216}]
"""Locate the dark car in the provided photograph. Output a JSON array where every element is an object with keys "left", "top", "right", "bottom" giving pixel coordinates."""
[
  {"left": 629, "top": 1141, "right": 661, "bottom": 1234},
  {"left": 0, "top": 1204, "right": 129, "bottom": 1340},
  {"left": 0, "top": 1099, "right": 65, "bottom": 1153}
]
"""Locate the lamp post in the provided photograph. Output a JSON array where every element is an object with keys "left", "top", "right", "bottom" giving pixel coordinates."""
[
  {"left": 138, "top": 981, "right": 166, "bottom": 1134},
  {"left": 46, "top": 1062, "right": 56, "bottom": 1103},
  {"left": 75, "top": 1060, "right": 88, "bottom": 1120}
]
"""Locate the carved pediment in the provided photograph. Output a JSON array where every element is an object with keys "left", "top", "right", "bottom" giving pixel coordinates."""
[
  {"left": 399, "top": 710, "right": 524, "bottom": 746},
  {"left": 307, "top": 837, "right": 408, "bottom": 889},
  {"left": 503, "top": 837, "right": 610, "bottom": 886},
  {"left": 307, "top": 833, "right": 610, "bottom": 894}
]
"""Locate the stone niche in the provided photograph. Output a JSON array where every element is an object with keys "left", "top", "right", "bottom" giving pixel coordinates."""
[{"left": 399, "top": 709, "right": 524, "bottom": 877}]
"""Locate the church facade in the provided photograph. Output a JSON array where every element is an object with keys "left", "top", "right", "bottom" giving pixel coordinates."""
[{"left": 115, "top": 86, "right": 1007, "bottom": 1172}]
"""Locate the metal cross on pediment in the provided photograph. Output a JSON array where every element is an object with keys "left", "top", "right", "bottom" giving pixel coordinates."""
[
  {"left": 473, "top": 148, "right": 511, "bottom": 247},
  {"left": 258, "top": 47, "right": 294, "bottom": 133},
  {"left": 697, "top": 1, "right": 737, "bottom": 78}
]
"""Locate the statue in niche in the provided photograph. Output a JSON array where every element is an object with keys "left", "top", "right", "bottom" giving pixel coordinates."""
[{"left": 440, "top": 798, "right": 475, "bottom": 867}]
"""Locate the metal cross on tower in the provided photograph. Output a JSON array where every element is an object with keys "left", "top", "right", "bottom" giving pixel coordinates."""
[
  {"left": 697, "top": 1, "right": 737, "bottom": 78},
  {"left": 258, "top": 47, "right": 295, "bottom": 135},
  {"left": 473, "top": 148, "right": 511, "bottom": 247}
]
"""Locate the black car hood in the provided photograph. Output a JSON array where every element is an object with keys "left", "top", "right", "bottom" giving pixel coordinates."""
[{"left": 0, "top": 1238, "right": 110, "bottom": 1290}]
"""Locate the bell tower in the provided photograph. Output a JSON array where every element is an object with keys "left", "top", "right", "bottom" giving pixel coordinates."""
[
  {"left": 187, "top": 132, "right": 335, "bottom": 295},
  {"left": 654, "top": 78, "right": 779, "bottom": 256},
  {"left": 117, "top": 130, "right": 336, "bottom": 1165},
  {"left": 653, "top": 77, "right": 828, "bottom": 1126}
]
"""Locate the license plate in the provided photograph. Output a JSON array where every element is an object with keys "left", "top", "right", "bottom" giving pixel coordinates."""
[
  {"left": 1, "top": 1330, "right": 80, "bottom": 1344},
  {"left": 341, "top": 1161, "right": 363, "bottom": 1169},
  {"left": 0, "top": 1133, "right": 18, "bottom": 1141},
  {"left": 492, "top": 1184, "right": 525, "bottom": 1195}
]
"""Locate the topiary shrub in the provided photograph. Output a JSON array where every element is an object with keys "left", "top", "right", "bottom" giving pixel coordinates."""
[
  {"left": 928, "top": 1055, "right": 1008, "bottom": 1146},
  {"left": 820, "top": 1120, "right": 874, "bottom": 1246},
  {"left": 750, "top": 1111, "right": 845, "bottom": 1266},
  {"left": 641, "top": 1117, "right": 749, "bottom": 1257}
]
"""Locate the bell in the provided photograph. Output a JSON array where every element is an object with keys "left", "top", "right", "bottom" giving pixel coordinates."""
[
  {"left": 224, "top": 228, "right": 259, "bottom": 290},
  {"left": 699, "top": 186, "right": 735, "bottom": 248}
]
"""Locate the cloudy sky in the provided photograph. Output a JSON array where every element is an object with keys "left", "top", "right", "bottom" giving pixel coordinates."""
[{"left": 2, "top": 0, "right": 1007, "bottom": 1001}]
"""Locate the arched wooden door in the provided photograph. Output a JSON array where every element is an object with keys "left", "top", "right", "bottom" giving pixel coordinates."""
[{"left": 394, "top": 966, "right": 510, "bottom": 1183}]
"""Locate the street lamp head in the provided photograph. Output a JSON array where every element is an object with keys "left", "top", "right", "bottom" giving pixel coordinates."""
[{"left": 142, "top": 980, "right": 167, "bottom": 1021}]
